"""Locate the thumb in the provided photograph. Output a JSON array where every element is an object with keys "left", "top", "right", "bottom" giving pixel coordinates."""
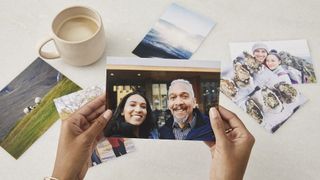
[
  {"left": 83, "top": 110, "right": 112, "bottom": 141},
  {"left": 209, "top": 107, "right": 228, "bottom": 144}
]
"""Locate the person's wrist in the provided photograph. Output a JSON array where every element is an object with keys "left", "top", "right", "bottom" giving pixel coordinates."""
[
  {"left": 211, "top": 163, "right": 245, "bottom": 180},
  {"left": 52, "top": 171, "right": 76, "bottom": 180},
  {"left": 223, "top": 165, "right": 245, "bottom": 180},
  {"left": 44, "top": 177, "right": 59, "bottom": 180},
  {"left": 225, "top": 173, "right": 244, "bottom": 180},
  {"left": 52, "top": 171, "right": 68, "bottom": 180},
  {"left": 52, "top": 165, "right": 77, "bottom": 180},
  {"left": 213, "top": 173, "right": 243, "bottom": 180}
]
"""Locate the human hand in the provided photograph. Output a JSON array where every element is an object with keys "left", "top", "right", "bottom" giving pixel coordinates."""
[
  {"left": 52, "top": 94, "right": 112, "bottom": 180},
  {"left": 206, "top": 106, "right": 255, "bottom": 180}
]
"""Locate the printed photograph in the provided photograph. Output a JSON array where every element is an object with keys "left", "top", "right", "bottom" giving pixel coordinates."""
[
  {"left": 221, "top": 44, "right": 309, "bottom": 132},
  {"left": 54, "top": 86, "right": 135, "bottom": 166},
  {"left": 0, "top": 58, "right": 81, "bottom": 159},
  {"left": 229, "top": 39, "right": 317, "bottom": 84},
  {"left": 132, "top": 3, "right": 215, "bottom": 59},
  {"left": 104, "top": 57, "right": 220, "bottom": 141}
]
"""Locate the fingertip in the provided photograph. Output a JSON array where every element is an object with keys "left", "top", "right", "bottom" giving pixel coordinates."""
[
  {"left": 84, "top": 110, "right": 112, "bottom": 140},
  {"left": 209, "top": 107, "right": 228, "bottom": 142},
  {"left": 209, "top": 108, "right": 219, "bottom": 128},
  {"left": 103, "top": 109, "right": 112, "bottom": 119},
  {"left": 209, "top": 107, "right": 218, "bottom": 119},
  {"left": 209, "top": 107, "right": 221, "bottom": 127}
]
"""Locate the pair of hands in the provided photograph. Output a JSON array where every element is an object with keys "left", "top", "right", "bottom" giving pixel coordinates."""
[{"left": 52, "top": 94, "right": 255, "bottom": 180}]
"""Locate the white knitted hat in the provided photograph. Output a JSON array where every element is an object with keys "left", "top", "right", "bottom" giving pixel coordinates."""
[{"left": 252, "top": 43, "right": 269, "bottom": 53}]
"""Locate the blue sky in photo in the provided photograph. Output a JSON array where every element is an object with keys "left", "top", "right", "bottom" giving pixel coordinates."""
[{"left": 160, "top": 3, "right": 215, "bottom": 36}]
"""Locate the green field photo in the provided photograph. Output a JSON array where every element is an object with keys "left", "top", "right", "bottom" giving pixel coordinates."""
[{"left": 0, "top": 58, "right": 81, "bottom": 159}]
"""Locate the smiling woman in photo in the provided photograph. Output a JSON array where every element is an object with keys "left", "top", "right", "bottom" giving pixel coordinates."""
[
  {"left": 104, "top": 91, "right": 159, "bottom": 139},
  {"left": 265, "top": 52, "right": 292, "bottom": 84}
]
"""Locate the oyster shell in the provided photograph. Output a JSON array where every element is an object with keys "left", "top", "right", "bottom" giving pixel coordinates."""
[
  {"left": 243, "top": 51, "right": 263, "bottom": 74},
  {"left": 234, "top": 62, "right": 251, "bottom": 87},
  {"left": 261, "top": 86, "right": 283, "bottom": 113},
  {"left": 274, "top": 82, "right": 297, "bottom": 103},
  {"left": 233, "top": 56, "right": 245, "bottom": 64},
  {"left": 245, "top": 98, "right": 263, "bottom": 124},
  {"left": 220, "top": 79, "right": 238, "bottom": 98}
]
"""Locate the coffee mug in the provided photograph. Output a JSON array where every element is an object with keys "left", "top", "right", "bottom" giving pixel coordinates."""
[{"left": 37, "top": 6, "right": 106, "bottom": 66}]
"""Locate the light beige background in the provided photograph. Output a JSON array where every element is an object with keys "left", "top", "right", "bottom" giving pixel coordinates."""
[{"left": 0, "top": 0, "right": 319, "bottom": 180}]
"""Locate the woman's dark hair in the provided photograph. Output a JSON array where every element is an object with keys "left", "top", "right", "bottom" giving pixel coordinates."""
[
  {"left": 269, "top": 49, "right": 277, "bottom": 54},
  {"left": 104, "top": 91, "right": 156, "bottom": 138},
  {"left": 268, "top": 52, "right": 282, "bottom": 63}
]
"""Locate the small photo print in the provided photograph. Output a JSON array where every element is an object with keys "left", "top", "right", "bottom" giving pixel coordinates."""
[
  {"left": 54, "top": 86, "right": 105, "bottom": 120},
  {"left": 229, "top": 39, "right": 317, "bottom": 84},
  {"left": 132, "top": 3, "right": 215, "bottom": 59},
  {"left": 0, "top": 58, "right": 81, "bottom": 159},
  {"left": 54, "top": 86, "right": 135, "bottom": 166},
  {"left": 104, "top": 57, "right": 220, "bottom": 141},
  {"left": 221, "top": 41, "right": 309, "bottom": 132}
]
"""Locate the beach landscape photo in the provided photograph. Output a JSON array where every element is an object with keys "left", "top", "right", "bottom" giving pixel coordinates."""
[{"left": 132, "top": 3, "right": 215, "bottom": 59}]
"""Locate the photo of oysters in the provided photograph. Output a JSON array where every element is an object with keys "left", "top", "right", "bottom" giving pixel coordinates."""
[
  {"left": 274, "top": 82, "right": 298, "bottom": 103},
  {"left": 261, "top": 86, "right": 283, "bottom": 113},
  {"left": 245, "top": 98, "right": 263, "bottom": 124},
  {"left": 220, "top": 79, "right": 238, "bottom": 99},
  {"left": 233, "top": 62, "right": 252, "bottom": 87},
  {"left": 223, "top": 40, "right": 309, "bottom": 133}
]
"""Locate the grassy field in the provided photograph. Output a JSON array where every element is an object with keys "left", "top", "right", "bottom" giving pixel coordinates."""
[{"left": 0, "top": 76, "right": 81, "bottom": 159}]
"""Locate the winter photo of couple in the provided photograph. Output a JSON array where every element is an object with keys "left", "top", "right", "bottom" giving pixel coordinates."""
[{"left": 221, "top": 39, "right": 314, "bottom": 133}]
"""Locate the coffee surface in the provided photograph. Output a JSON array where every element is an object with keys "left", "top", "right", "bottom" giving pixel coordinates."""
[{"left": 57, "top": 16, "right": 98, "bottom": 41}]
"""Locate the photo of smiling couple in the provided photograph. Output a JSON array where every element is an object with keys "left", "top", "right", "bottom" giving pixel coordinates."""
[{"left": 104, "top": 79, "right": 217, "bottom": 141}]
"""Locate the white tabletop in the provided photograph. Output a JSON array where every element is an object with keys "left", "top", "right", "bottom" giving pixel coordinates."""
[{"left": 0, "top": 0, "right": 320, "bottom": 179}]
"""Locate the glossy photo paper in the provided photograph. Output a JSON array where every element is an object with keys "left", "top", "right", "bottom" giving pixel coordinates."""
[
  {"left": 132, "top": 3, "right": 215, "bottom": 59},
  {"left": 220, "top": 40, "right": 310, "bottom": 132},
  {"left": 104, "top": 57, "right": 220, "bottom": 141},
  {"left": 0, "top": 58, "right": 81, "bottom": 159}
]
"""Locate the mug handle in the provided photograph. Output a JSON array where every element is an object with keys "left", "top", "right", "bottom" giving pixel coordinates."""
[{"left": 36, "top": 36, "right": 60, "bottom": 59}]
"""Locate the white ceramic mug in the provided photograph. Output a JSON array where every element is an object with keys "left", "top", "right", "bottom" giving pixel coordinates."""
[{"left": 37, "top": 6, "right": 106, "bottom": 66}]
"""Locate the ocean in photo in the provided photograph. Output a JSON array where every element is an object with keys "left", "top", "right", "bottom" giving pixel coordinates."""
[{"left": 133, "top": 19, "right": 204, "bottom": 59}]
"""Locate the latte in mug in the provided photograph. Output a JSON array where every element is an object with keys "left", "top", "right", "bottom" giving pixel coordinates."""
[
  {"left": 57, "top": 16, "right": 98, "bottom": 42},
  {"left": 37, "top": 6, "right": 106, "bottom": 66}
]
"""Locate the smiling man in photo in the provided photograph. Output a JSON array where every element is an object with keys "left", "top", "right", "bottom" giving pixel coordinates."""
[{"left": 159, "top": 79, "right": 214, "bottom": 141}]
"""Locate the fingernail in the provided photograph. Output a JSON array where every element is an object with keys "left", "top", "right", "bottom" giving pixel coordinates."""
[
  {"left": 103, "top": 110, "right": 112, "bottom": 119},
  {"left": 210, "top": 107, "right": 218, "bottom": 120}
]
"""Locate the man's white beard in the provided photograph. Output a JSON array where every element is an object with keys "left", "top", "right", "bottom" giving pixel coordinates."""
[{"left": 174, "top": 115, "right": 189, "bottom": 125}]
